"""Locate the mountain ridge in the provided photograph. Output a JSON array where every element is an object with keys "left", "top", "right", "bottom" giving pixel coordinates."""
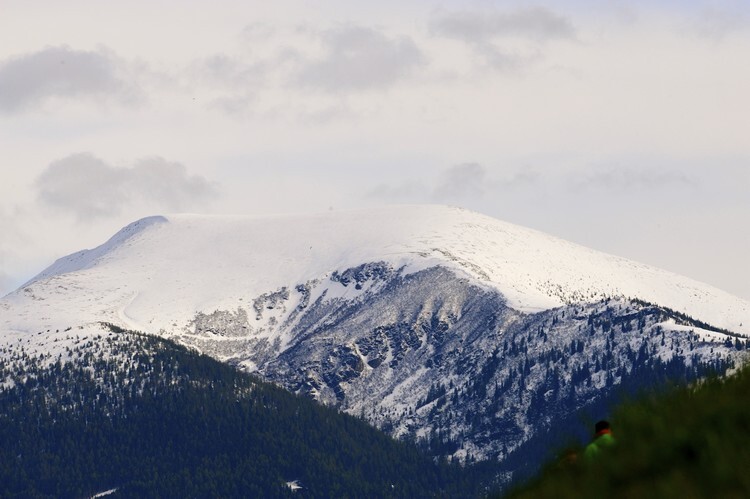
[{"left": 5, "top": 205, "right": 748, "bottom": 337}]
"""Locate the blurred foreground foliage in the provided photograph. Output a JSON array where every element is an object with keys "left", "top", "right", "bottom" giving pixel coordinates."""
[{"left": 502, "top": 360, "right": 750, "bottom": 498}]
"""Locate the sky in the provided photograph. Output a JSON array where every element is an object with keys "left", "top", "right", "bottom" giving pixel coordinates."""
[{"left": 0, "top": 0, "right": 748, "bottom": 301}]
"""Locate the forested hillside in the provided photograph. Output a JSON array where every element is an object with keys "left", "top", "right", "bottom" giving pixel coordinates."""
[{"left": 0, "top": 327, "right": 495, "bottom": 498}]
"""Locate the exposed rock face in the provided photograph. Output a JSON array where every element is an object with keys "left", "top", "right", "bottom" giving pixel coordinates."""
[{"left": 165, "top": 263, "right": 745, "bottom": 471}]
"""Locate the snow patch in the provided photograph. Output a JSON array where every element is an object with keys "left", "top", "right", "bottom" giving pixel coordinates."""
[
  {"left": 91, "top": 488, "right": 118, "bottom": 498},
  {"left": 285, "top": 480, "right": 303, "bottom": 491}
]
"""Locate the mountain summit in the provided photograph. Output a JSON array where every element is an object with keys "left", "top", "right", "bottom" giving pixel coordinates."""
[{"left": 5, "top": 205, "right": 748, "bottom": 336}]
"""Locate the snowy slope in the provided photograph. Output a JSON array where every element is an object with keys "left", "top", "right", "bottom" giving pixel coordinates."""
[{"left": 2, "top": 205, "right": 748, "bottom": 338}]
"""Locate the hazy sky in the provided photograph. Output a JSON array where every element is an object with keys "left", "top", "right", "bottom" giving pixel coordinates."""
[{"left": 1, "top": 0, "right": 748, "bottom": 300}]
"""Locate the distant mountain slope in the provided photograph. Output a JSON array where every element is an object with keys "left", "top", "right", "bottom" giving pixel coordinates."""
[{"left": 1, "top": 205, "right": 748, "bottom": 489}]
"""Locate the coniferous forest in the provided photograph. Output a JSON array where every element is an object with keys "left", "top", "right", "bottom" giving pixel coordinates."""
[
  {"left": 0, "top": 329, "right": 496, "bottom": 498},
  {"left": 0, "top": 314, "right": 742, "bottom": 498}
]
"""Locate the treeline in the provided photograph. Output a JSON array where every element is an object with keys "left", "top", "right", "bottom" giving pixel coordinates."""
[{"left": 0, "top": 331, "right": 495, "bottom": 498}]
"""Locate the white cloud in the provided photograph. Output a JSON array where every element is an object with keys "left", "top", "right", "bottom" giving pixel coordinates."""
[
  {"left": 367, "top": 163, "right": 543, "bottom": 204},
  {"left": 193, "top": 54, "right": 268, "bottom": 89},
  {"left": 187, "top": 23, "right": 425, "bottom": 106},
  {"left": 431, "top": 7, "right": 575, "bottom": 43},
  {"left": 0, "top": 45, "right": 141, "bottom": 113},
  {"left": 295, "top": 25, "right": 425, "bottom": 92},
  {"left": 35, "top": 153, "right": 219, "bottom": 220},
  {"left": 240, "top": 22, "right": 277, "bottom": 43},
  {"left": 209, "top": 92, "right": 258, "bottom": 117},
  {"left": 365, "top": 163, "right": 490, "bottom": 204},
  {"left": 574, "top": 166, "right": 695, "bottom": 191},
  {"left": 430, "top": 7, "right": 575, "bottom": 70},
  {"left": 432, "top": 163, "right": 488, "bottom": 201}
]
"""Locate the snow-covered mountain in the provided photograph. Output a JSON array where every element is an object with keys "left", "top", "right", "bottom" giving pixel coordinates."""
[
  {"left": 1, "top": 205, "right": 748, "bottom": 478},
  {"left": 4, "top": 205, "right": 747, "bottom": 336}
]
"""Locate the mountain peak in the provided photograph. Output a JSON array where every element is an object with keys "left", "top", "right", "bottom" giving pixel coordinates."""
[
  {"left": 4, "top": 205, "right": 749, "bottom": 336},
  {"left": 22, "top": 215, "right": 169, "bottom": 288}
]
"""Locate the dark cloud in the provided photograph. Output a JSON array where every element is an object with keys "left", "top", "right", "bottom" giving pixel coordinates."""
[
  {"left": 432, "top": 163, "right": 488, "bottom": 200},
  {"left": 36, "top": 153, "right": 218, "bottom": 219},
  {"left": 0, "top": 45, "right": 139, "bottom": 113},
  {"left": 431, "top": 7, "right": 575, "bottom": 44},
  {"left": 296, "top": 25, "right": 425, "bottom": 92}
]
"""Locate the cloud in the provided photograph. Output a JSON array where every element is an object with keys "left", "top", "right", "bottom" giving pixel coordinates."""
[
  {"left": 193, "top": 54, "right": 269, "bottom": 89},
  {"left": 431, "top": 7, "right": 575, "bottom": 44},
  {"left": 187, "top": 24, "right": 424, "bottom": 114},
  {"left": 368, "top": 163, "right": 541, "bottom": 203},
  {"left": 0, "top": 45, "right": 140, "bottom": 113},
  {"left": 190, "top": 41, "right": 303, "bottom": 117},
  {"left": 209, "top": 92, "right": 258, "bottom": 117},
  {"left": 574, "top": 166, "right": 694, "bottom": 191},
  {"left": 240, "top": 22, "right": 277, "bottom": 42},
  {"left": 296, "top": 25, "right": 425, "bottom": 92},
  {"left": 35, "top": 153, "right": 218, "bottom": 219},
  {"left": 432, "top": 163, "right": 488, "bottom": 200},
  {"left": 503, "top": 167, "right": 541, "bottom": 188},
  {"left": 367, "top": 181, "right": 422, "bottom": 201},
  {"left": 430, "top": 7, "right": 575, "bottom": 70},
  {"left": 190, "top": 54, "right": 264, "bottom": 116}
]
